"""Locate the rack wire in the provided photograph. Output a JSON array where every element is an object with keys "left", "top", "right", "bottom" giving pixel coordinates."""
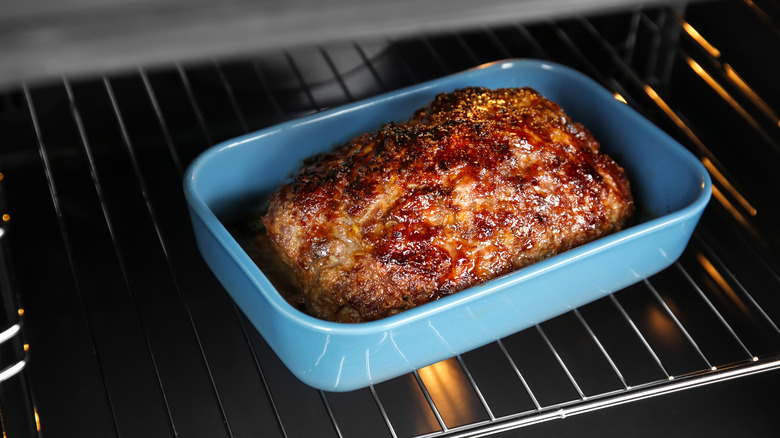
[
  {"left": 1, "top": 1, "right": 779, "bottom": 436},
  {"left": 0, "top": 164, "right": 37, "bottom": 436}
]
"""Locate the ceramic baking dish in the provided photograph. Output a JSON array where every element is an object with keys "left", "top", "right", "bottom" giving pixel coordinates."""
[{"left": 184, "top": 59, "right": 711, "bottom": 392}]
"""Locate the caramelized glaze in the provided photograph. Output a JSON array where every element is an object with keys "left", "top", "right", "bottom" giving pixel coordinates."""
[{"left": 262, "top": 87, "right": 634, "bottom": 322}]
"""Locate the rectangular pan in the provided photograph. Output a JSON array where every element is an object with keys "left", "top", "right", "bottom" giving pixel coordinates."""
[{"left": 184, "top": 59, "right": 711, "bottom": 392}]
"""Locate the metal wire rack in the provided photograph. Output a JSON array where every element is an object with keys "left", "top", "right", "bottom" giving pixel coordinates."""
[
  {"left": 0, "top": 161, "right": 36, "bottom": 436},
  {"left": 0, "top": 0, "right": 779, "bottom": 436}
]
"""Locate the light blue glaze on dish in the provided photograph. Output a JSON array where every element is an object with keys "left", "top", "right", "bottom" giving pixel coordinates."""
[{"left": 184, "top": 59, "right": 711, "bottom": 392}]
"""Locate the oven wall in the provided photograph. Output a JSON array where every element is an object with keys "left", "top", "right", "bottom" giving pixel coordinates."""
[{"left": 0, "top": 0, "right": 692, "bottom": 89}]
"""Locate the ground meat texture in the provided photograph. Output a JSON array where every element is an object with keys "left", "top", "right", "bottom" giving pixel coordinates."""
[{"left": 262, "top": 87, "right": 634, "bottom": 322}]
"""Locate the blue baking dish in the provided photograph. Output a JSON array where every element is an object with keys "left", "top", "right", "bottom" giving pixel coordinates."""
[{"left": 184, "top": 59, "right": 711, "bottom": 392}]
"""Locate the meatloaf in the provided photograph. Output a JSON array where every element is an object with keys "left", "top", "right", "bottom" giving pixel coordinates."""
[{"left": 261, "top": 87, "right": 634, "bottom": 322}]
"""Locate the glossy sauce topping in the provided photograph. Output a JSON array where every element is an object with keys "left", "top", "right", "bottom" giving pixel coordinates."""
[{"left": 262, "top": 87, "right": 634, "bottom": 321}]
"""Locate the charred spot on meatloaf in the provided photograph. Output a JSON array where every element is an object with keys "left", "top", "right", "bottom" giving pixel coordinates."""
[{"left": 261, "top": 87, "right": 634, "bottom": 322}]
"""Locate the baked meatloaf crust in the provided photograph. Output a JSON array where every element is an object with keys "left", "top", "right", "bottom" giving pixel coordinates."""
[{"left": 262, "top": 87, "right": 634, "bottom": 322}]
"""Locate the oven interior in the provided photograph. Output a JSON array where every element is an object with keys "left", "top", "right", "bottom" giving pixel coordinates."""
[{"left": 1, "top": 0, "right": 779, "bottom": 436}]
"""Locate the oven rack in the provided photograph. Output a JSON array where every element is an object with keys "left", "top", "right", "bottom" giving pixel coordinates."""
[
  {"left": 0, "top": 168, "right": 35, "bottom": 435},
  {"left": 1, "top": 0, "right": 779, "bottom": 436},
  {"left": 1, "top": 172, "right": 25, "bottom": 382}
]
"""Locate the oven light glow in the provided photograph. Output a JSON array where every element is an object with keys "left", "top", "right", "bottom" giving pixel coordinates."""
[
  {"left": 0, "top": 172, "right": 4, "bottom": 181},
  {"left": 687, "top": 58, "right": 766, "bottom": 146},
  {"left": 2, "top": 214, "right": 9, "bottom": 222},
  {"left": 647, "top": 305, "right": 682, "bottom": 347},
  {"left": 18, "top": 308, "right": 24, "bottom": 317},
  {"left": 711, "top": 366, "right": 717, "bottom": 371},
  {"left": 417, "top": 358, "right": 479, "bottom": 422},
  {"left": 697, "top": 253, "right": 752, "bottom": 318},
  {"left": 644, "top": 68, "right": 760, "bottom": 235},
  {"left": 710, "top": 185, "right": 759, "bottom": 239},
  {"left": 682, "top": 22, "right": 721, "bottom": 58},
  {"left": 613, "top": 93, "right": 627, "bottom": 104},
  {"left": 643, "top": 85, "right": 699, "bottom": 146},
  {"left": 642, "top": 82, "right": 758, "bottom": 236},
  {"left": 723, "top": 63, "right": 780, "bottom": 128},
  {"left": 701, "top": 157, "right": 756, "bottom": 216}
]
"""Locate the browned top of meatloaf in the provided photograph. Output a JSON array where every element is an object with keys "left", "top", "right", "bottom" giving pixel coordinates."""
[{"left": 262, "top": 87, "right": 634, "bottom": 322}]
